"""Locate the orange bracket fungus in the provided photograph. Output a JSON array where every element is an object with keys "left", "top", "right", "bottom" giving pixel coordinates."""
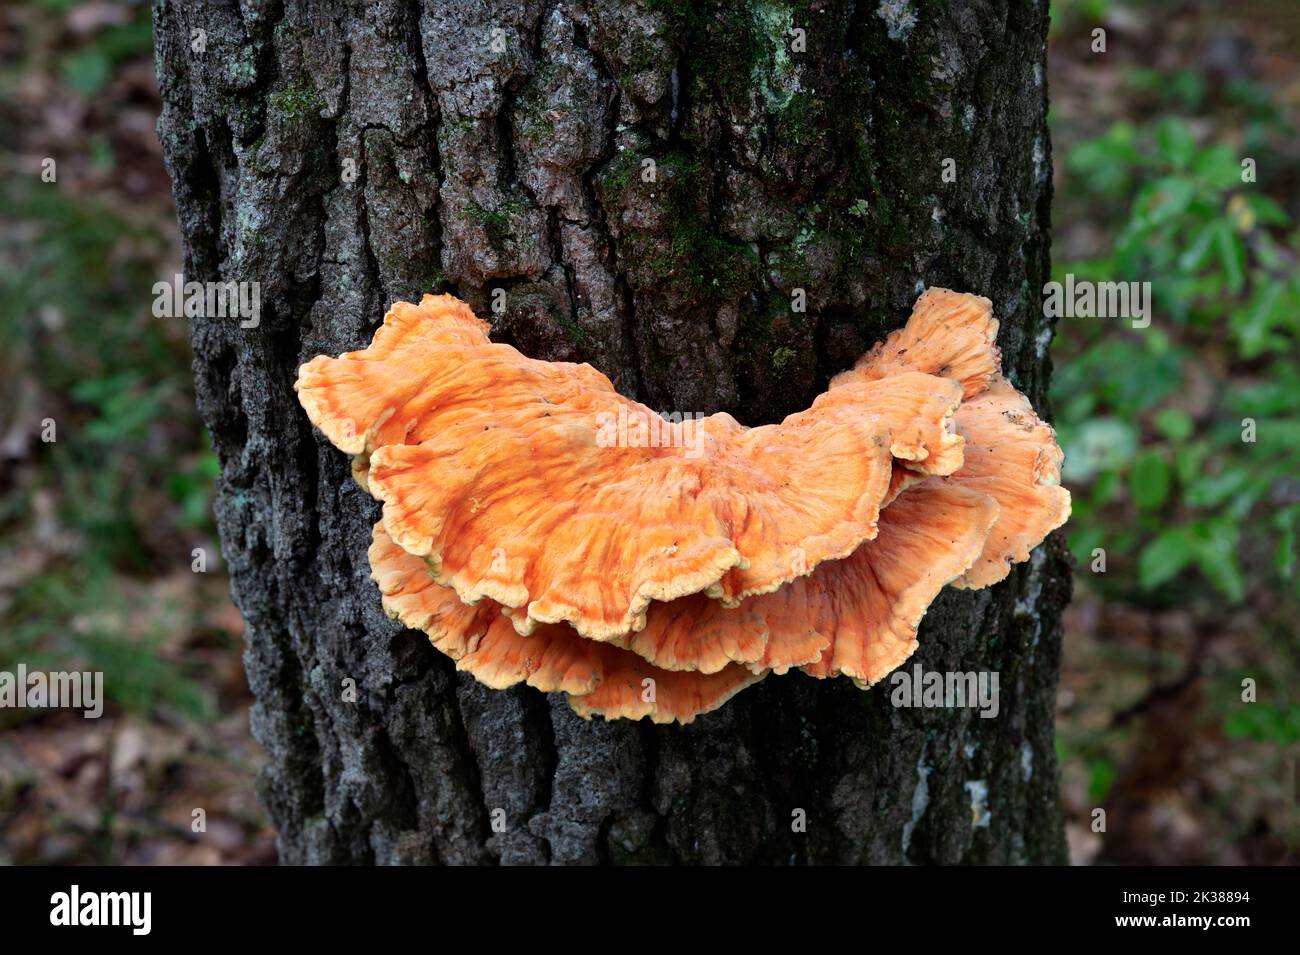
[{"left": 296, "top": 288, "right": 1070, "bottom": 723}]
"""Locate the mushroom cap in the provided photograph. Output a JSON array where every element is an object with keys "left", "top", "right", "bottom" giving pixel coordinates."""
[
  {"left": 370, "top": 522, "right": 763, "bottom": 723},
  {"left": 586, "top": 379, "right": 1067, "bottom": 684},
  {"left": 621, "top": 581, "right": 831, "bottom": 676},
  {"left": 944, "top": 377, "right": 1072, "bottom": 588},
  {"left": 592, "top": 292, "right": 1066, "bottom": 682},
  {"left": 624, "top": 478, "right": 998, "bottom": 683},
  {"left": 566, "top": 656, "right": 762, "bottom": 724},
  {"left": 832, "top": 286, "right": 1000, "bottom": 399},
  {"left": 840, "top": 289, "right": 1070, "bottom": 587},
  {"left": 368, "top": 523, "right": 498, "bottom": 657},
  {"left": 300, "top": 295, "right": 965, "bottom": 640},
  {"left": 295, "top": 296, "right": 492, "bottom": 456},
  {"left": 798, "top": 481, "right": 999, "bottom": 684},
  {"left": 372, "top": 473, "right": 998, "bottom": 694}
]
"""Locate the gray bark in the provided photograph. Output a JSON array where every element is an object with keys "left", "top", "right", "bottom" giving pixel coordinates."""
[{"left": 154, "top": 0, "right": 1070, "bottom": 864}]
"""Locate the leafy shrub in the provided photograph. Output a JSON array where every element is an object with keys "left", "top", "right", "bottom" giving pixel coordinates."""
[{"left": 1053, "top": 114, "right": 1300, "bottom": 607}]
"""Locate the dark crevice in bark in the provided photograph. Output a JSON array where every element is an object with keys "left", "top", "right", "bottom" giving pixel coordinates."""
[
  {"left": 613, "top": 273, "right": 649, "bottom": 403},
  {"left": 442, "top": 681, "right": 495, "bottom": 858},
  {"left": 634, "top": 725, "right": 679, "bottom": 864},
  {"left": 573, "top": 30, "right": 640, "bottom": 398},
  {"left": 517, "top": 685, "right": 556, "bottom": 864}
]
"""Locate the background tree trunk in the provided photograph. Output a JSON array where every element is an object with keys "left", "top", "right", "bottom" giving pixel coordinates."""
[{"left": 154, "top": 0, "right": 1070, "bottom": 864}]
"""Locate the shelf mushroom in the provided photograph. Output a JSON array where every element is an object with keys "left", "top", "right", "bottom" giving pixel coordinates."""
[
  {"left": 299, "top": 294, "right": 965, "bottom": 639},
  {"left": 369, "top": 524, "right": 763, "bottom": 723},
  {"left": 296, "top": 288, "right": 1070, "bottom": 722}
]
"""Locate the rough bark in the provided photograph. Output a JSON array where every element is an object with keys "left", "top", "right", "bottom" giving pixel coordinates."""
[{"left": 154, "top": 0, "right": 1070, "bottom": 864}]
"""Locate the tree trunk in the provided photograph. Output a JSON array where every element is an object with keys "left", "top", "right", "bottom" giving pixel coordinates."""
[{"left": 154, "top": 0, "right": 1069, "bottom": 864}]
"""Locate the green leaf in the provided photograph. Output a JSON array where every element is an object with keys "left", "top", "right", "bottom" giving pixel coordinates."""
[
  {"left": 1252, "top": 418, "right": 1300, "bottom": 451},
  {"left": 99, "top": 19, "right": 157, "bottom": 62},
  {"left": 1156, "top": 118, "right": 1196, "bottom": 169},
  {"left": 60, "top": 49, "right": 112, "bottom": 96},
  {"left": 1191, "top": 144, "right": 1241, "bottom": 189},
  {"left": 1215, "top": 221, "right": 1246, "bottom": 293},
  {"left": 1087, "top": 758, "right": 1117, "bottom": 802},
  {"left": 1255, "top": 234, "right": 1285, "bottom": 271},
  {"left": 1066, "top": 121, "right": 1140, "bottom": 193},
  {"left": 1231, "top": 279, "right": 1287, "bottom": 358},
  {"left": 1130, "top": 450, "right": 1171, "bottom": 510},
  {"left": 1232, "top": 370, "right": 1300, "bottom": 415},
  {"left": 1141, "top": 176, "right": 1196, "bottom": 228},
  {"left": 1191, "top": 521, "right": 1245, "bottom": 603},
  {"left": 1154, "top": 408, "right": 1194, "bottom": 442},
  {"left": 1225, "top": 705, "right": 1300, "bottom": 745},
  {"left": 1277, "top": 524, "right": 1296, "bottom": 580},
  {"left": 1061, "top": 417, "right": 1138, "bottom": 483},
  {"left": 1186, "top": 469, "right": 1251, "bottom": 509},
  {"left": 1274, "top": 505, "right": 1300, "bottom": 579},
  {"left": 1177, "top": 223, "right": 1218, "bottom": 274},
  {"left": 1138, "top": 529, "right": 1195, "bottom": 589},
  {"left": 1091, "top": 468, "right": 1120, "bottom": 505},
  {"left": 1174, "top": 441, "right": 1210, "bottom": 485},
  {"left": 1243, "top": 193, "right": 1290, "bottom": 227},
  {"left": 1069, "top": 528, "right": 1106, "bottom": 566}
]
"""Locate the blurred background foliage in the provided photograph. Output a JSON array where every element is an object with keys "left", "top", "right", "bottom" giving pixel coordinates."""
[
  {"left": 0, "top": 0, "right": 1295, "bottom": 864},
  {"left": 0, "top": 0, "right": 270, "bottom": 863},
  {"left": 1050, "top": 0, "right": 1298, "bottom": 863}
]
